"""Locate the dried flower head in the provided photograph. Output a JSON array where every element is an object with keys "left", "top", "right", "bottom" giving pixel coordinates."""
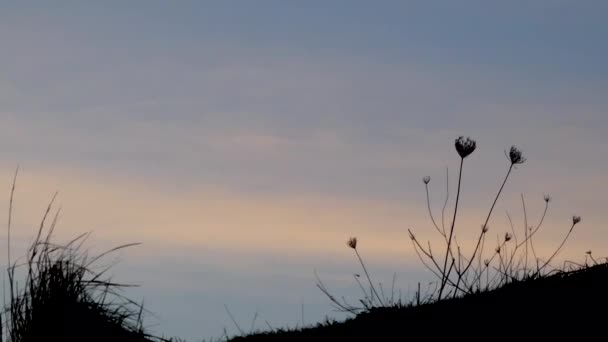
[
  {"left": 423, "top": 176, "right": 431, "bottom": 185},
  {"left": 573, "top": 216, "right": 581, "bottom": 225},
  {"left": 586, "top": 250, "right": 592, "bottom": 255},
  {"left": 544, "top": 194, "right": 551, "bottom": 203},
  {"left": 484, "top": 259, "right": 490, "bottom": 267},
  {"left": 481, "top": 224, "right": 489, "bottom": 233},
  {"left": 455, "top": 136, "right": 477, "bottom": 158},
  {"left": 508, "top": 146, "right": 526, "bottom": 165},
  {"left": 347, "top": 237, "right": 358, "bottom": 249},
  {"left": 504, "top": 233, "right": 512, "bottom": 242},
  {"left": 495, "top": 246, "right": 501, "bottom": 254}
]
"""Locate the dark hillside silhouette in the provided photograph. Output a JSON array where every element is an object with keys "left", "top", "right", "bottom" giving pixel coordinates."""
[{"left": 230, "top": 262, "right": 608, "bottom": 341}]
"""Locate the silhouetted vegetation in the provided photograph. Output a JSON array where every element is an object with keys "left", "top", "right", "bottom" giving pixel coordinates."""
[
  {"left": 231, "top": 262, "right": 608, "bottom": 341},
  {"left": 2, "top": 136, "right": 603, "bottom": 341},
  {"left": 231, "top": 136, "right": 602, "bottom": 341},
  {"left": 2, "top": 172, "right": 174, "bottom": 342}
]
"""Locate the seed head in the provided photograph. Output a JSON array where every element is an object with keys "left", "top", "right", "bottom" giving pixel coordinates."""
[
  {"left": 423, "top": 176, "right": 431, "bottom": 185},
  {"left": 508, "top": 146, "right": 526, "bottom": 165},
  {"left": 455, "top": 136, "right": 477, "bottom": 159},
  {"left": 484, "top": 259, "right": 490, "bottom": 267},
  {"left": 504, "top": 233, "right": 512, "bottom": 242},
  {"left": 573, "top": 216, "right": 581, "bottom": 225},
  {"left": 495, "top": 246, "right": 501, "bottom": 254},
  {"left": 543, "top": 194, "right": 551, "bottom": 203},
  {"left": 347, "top": 237, "right": 358, "bottom": 249}
]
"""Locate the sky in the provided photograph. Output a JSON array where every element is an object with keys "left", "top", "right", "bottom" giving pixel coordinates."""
[{"left": 0, "top": 1, "right": 607, "bottom": 340}]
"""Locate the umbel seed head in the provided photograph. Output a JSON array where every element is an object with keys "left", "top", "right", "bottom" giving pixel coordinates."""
[
  {"left": 423, "top": 176, "right": 431, "bottom": 184},
  {"left": 573, "top": 216, "right": 581, "bottom": 225},
  {"left": 509, "top": 146, "right": 526, "bottom": 165},
  {"left": 347, "top": 237, "right": 358, "bottom": 249},
  {"left": 455, "top": 136, "right": 477, "bottom": 158}
]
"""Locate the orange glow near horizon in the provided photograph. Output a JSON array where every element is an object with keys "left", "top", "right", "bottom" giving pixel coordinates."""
[{"left": 0, "top": 166, "right": 596, "bottom": 272}]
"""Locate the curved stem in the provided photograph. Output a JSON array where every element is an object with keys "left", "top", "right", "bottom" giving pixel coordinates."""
[
  {"left": 516, "top": 200, "right": 549, "bottom": 250},
  {"left": 438, "top": 157, "right": 464, "bottom": 299},
  {"left": 425, "top": 184, "right": 445, "bottom": 237},
  {"left": 355, "top": 249, "right": 384, "bottom": 306},
  {"left": 441, "top": 167, "right": 450, "bottom": 236},
  {"left": 537, "top": 223, "right": 576, "bottom": 274},
  {"left": 477, "top": 233, "right": 486, "bottom": 289},
  {"left": 460, "top": 164, "right": 514, "bottom": 285}
]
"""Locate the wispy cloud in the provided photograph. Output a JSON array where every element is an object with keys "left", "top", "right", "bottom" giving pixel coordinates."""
[{"left": 0, "top": 2, "right": 606, "bottom": 340}]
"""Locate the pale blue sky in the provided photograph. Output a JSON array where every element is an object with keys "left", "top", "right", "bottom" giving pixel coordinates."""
[{"left": 1, "top": 2, "right": 607, "bottom": 340}]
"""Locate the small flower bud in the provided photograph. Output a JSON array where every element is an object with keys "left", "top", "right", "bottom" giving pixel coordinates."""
[{"left": 481, "top": 224, "right": 489, "bottom": 233}]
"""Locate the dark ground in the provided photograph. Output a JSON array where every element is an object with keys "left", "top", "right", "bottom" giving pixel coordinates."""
[{"left": 229, "top": 263, "right": 608, "bottom": 341}]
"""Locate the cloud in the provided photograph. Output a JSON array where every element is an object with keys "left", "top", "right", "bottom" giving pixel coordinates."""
[{"left": 0, "top": 3, "right": 607, "bottom": 339}]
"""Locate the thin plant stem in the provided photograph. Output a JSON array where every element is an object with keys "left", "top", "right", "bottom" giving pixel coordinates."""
[
  {"left": 460, "top": 164, "right": 514, "bottom": 287},
  {"left": 529, "top": 227, "right": 538, "bottom": 269},
  {"left": 354, "top": 249, "right": 384, "bottom": 306},
  {"left": 353, "top": 275, "right": 370, "bottom": 306},
  {"left": 6, "top": 166, "right": 18, "bottom": 337},
  {"left": 537, "top": 222, "right": 577, "bottom": 273},
  {"left": 425, "top": 184, "right": 445, "bottom": 237},
  {"left": 516, "top": 199, "right": 549, "bottom": 254},
  {"left": 439, "top": 157, "right": 464, "bottom": 299},
  {"left": 7, "top": 166, "right": 18, "bottom": 282},
  {"left": 441, "top": 167, "right": 450, "bottom": 236},
  {"left": 477, "top": 233, "right": 486, "bottom": 290},
  {"left": 521, "top": 194, "right": 528, "bottom": 272}
]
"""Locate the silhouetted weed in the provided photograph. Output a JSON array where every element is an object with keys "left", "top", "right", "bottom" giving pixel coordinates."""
[{"left": 2, "top": 171, "right": 174, "bottom": 342}]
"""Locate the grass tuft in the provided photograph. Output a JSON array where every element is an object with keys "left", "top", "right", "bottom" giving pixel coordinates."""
[{"left": 2, "top": 173, "right": 174, "bottom": 342}]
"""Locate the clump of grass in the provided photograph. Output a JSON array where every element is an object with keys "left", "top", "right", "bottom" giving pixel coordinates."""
[
  {"left": 317, "top": 136, "right": 587, "bottom": 313},
  {"left": 3, "top": 172, "right": 171, "bottom": 342}
]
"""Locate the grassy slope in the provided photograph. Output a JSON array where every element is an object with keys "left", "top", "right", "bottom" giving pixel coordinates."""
[{"left": 230, "top": 263, "right": 608, "bottom": 341}]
